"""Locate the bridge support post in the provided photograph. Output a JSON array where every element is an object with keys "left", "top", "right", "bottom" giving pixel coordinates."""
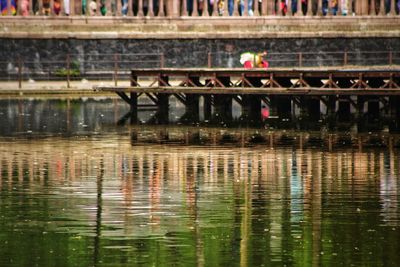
[
  {"left": 156, "top": 94, "right": 170, "bottom": 124},
  {"left": 203, "top": 95, "right": 212, "bottom": 121},
  {"left": 389, "top": 96, "right": 400, "bottom": 117},
  {"left": 325, "top": 96, "right": 337, "bottom": 128},
  {"left": 241, "top": 95, "right": 261, "bottom": 124},
  {"left": 270, "top": 96, "right": 292, "bottom": 120},
  {"left": 366, "top": 97, "right": 380, "bottom": 122},
  {"left": 213, "top": 95, "right": 232, "bottom": 122},
  {"left": 279, "top": 97, "right": 292, "bottom": 120},
  {"left": 338, "top": 98, "right": 351, "bottom": 121},
  {"left": 306, "top": 97, "right": 321, "bottom": 121},
  {"left": 130, "top": 92, "right": 138, "bottom": 124},
  {"left": 389, "top": 96, "right": 400, "bottom": 131},
  {"left": 297, "top": 97, "right": 320, "bottom": 120},
  {"left": 183, "top": 94, "right": 200, "bottom": 122}
]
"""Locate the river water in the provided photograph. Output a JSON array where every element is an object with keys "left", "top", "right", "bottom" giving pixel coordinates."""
[{"left": 0, "top": 98, "right": 399, "bottom": 266}]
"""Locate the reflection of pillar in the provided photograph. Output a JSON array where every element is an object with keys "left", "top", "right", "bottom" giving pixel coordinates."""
[
  {"left": 269, "top": 153, "right": 283, "bottom": 258},
  {"left": 240, "top": 169, "right": 250, "bottom": 267},
  {"left": 311, "top": 154, "right": 322, "bottom": 267},
  {"left": 18, "top": 100, "right": 23, "bottom": 132},
  {"left": 66, "top": 99, "right": 71, "bottom": 131},
  {"left": 93, "top": 158, "right": 104, "bottom": 267}
]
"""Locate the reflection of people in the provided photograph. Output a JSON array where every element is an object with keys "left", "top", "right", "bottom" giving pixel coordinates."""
[
  {"left": 240, "top": 51, "right": 269, "bottom": 69},
  {"left": 261, "top": 105, "right": 270, "bottom": 120}
]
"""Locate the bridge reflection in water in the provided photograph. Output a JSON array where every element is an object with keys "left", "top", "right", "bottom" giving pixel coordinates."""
[
  {"left": 0, "top": 128, "right": 400, "bottom": 265},
  {"left": 128, "top": 125, "right": 400, "bottom": 150}
]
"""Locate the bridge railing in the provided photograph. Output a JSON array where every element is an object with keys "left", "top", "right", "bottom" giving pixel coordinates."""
[
  {"left": 0, "top": 51, "right": 399, "bottom": 88},
  {"left": 1, "top": 0, "right": 399, "bottom": 17}
]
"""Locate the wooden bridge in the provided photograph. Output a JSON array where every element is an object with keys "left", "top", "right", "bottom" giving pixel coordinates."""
[{"left": 95, "top": 67, "right": 400, "bottom": 123}]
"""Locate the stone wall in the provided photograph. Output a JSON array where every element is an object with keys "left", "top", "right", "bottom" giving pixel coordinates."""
[{"left": 1, "top": 38, "right": 399, "bottom": 76}]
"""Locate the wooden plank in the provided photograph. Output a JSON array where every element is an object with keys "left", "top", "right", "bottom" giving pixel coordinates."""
[{"left": 96, "top": 86, "right": 400, "bottom": 96}]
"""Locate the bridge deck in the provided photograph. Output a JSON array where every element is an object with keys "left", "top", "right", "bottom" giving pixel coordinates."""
[{"left": 95, "top": 68, "right": 400, "bottom": 96}]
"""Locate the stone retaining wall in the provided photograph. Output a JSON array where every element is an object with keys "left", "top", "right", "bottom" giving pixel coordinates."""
[{"left": 1, "top": 38, "right": 399, "bottom": 76}]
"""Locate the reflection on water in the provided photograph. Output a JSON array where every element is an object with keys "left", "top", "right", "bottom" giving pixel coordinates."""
[
  {"left": 0, "top": 98, "right": 399, "bottom": 266},
  {"left": 1, "top": 135, "right": 399, "bottom": 266},
  {"left": 0, "top": 97, "right": 399, "bottom": 136}
]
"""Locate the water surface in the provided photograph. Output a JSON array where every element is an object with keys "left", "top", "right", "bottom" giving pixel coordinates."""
[{"left": 0, "top": 98, "right": 399, "bottom": 266}]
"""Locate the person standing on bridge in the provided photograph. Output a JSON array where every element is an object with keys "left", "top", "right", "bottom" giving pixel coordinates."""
[{"left": 240, "top": 51, "right": 268, "bottom": 69}]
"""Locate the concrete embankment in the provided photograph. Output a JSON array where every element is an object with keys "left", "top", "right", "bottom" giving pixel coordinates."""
[{"left": 0, "top": 80, "right": 122, "bottom": 98}]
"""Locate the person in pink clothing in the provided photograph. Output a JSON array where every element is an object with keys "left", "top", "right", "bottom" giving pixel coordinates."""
[{"left": 240, "top": 51, "right": 269, "bottom": 69}]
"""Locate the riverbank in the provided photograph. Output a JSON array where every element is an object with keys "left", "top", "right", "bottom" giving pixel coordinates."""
[{"left": 0, "top": 80, "right": 122, "bottom": 97}]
